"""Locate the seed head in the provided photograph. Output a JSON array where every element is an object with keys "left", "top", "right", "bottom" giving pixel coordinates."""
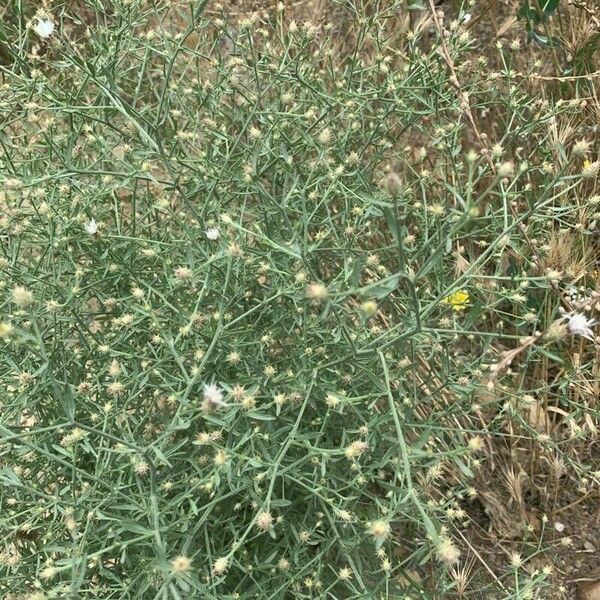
[
  {"left": 40, "top": 565, "right": 58, "bottom": 580},
  {"left": 174, "top": 266, "right": 192, "bottom": 280},
  {"left": 510, "top": 553, "right": 522, "bottom": 568},
  {"left": 0, "top": 323, "right": 14, "bottom": 339},
  {"left": 497, "top": 161, "right": 514, "bottom": 178},
  {"left": 212, "top": 556, "right": 229, "bottom": 575},
  {"left": 317, "top": 128, "right": 332, "bottom": 146},
  {"left": 572, "top": 139, "right": 591, "bottom": 157},
  {"left": 256, "top": 510, "right": 273, "bottom": 531},
  {"left": 436, "top": 538, "right": 460, "bottom": 565},
  {"left": 383, "top": 171, "right": 403, "bottom": 196},
  {"left": 368, "top": 520, "right": 390, "bottom": 542},
  {"left": 12, "top": 286, "right": 33, "bottom": 308},
  {"left": 361, "top": 300, "right": 378, "bottom": 316},
  {"left": 582, "top": 160, "right": 600, "bottom": 178},
  {"left": 325, "top": 393, "right": 340, "bottom": 408},
  {"left": 345, "top": 440, "right": 368, "bottom": 460},
  {"left": 307, "top": 282, "right": 328, "bottom": 302},
  {"left": 277, "top": 557, "right": 290, "bottom": 571},
  {"left": 170, "top": 555, "right": 192, "bottom": 574},
  {"left": 468, "top": 436, "right": 484, "bottom": 452},
  {"left": 134, "top": 460, "right": 149, "bottom": 475}
]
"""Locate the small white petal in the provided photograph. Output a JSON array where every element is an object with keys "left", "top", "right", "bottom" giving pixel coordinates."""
[
  {"left": 33, "top": 19, "right": 55, "bottom": 39},
  {"left": 203, "top": 383, "right": 226, "bottom": 407},
  {"left": 84, "top": 219, "right": 99, "bottom": 235},
  {"left": 567, "top": 313, "right": 595, "bottom": 340},
  {"left": 205, "top": 227, "right": 220, "bottom": 240}
]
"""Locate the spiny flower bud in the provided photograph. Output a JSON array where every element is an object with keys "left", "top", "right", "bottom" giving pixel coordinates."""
[
  {"left": 256, "top": 510, "right": 273, "bottom": 531},
  {"left": 382, "top": 171, "right": 402, "bottom": 196},
  {"left": 317, "top": 128, "right": 332, "bottom": 146}
]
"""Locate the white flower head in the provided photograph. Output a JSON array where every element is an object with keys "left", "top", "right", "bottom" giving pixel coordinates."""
[
  {"left": 84, "top": 219, "right": 99, "bottom": 235},
  {"left": 203, "top": 383, "right": 226, "bottom": 408},
  {"left": 33, "top": 18, "right": 55, "bottom": 39},
  {"left": 566, "top": 313, "right": 596, "bottom": 340},
  {"left": 205, "top": 227, "right": 220, "bottom": 241}
]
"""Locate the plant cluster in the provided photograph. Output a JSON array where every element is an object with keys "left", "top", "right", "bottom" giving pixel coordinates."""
[{"left": 0, "top": 0, "right": 599, "bottom": 598}]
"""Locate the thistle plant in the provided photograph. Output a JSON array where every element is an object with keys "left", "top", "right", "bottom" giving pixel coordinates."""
[{"left": 0, "top": 1, "right": 599, "bottom": 598}]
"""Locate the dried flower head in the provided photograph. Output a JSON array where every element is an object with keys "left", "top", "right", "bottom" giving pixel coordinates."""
[
  {"left": 361, "top": 300, "right": 378, "bottom": 316},
  {"left": 382, "top": 171, "right": 403, "bottom": 196},
  {"left": 0, "top": 323, "right": 14, "bottom": 339},
  {"left": 582, "top": 160, "right": 600, "bottom": 178},
  {"left": 497, "top": 161, "right": 515, "bottom": 178},
  {"left": 368, "top": 520, "right": 390, "bottom": 542},
  {"left": 572, "top": 139, "right": 591, "bottom": 157},
  {"left": 40, "top": 565, "right": 58, "bottom": 580},
  {"left": 345, "top": 440, "right": 368, "bottom": 460},
  {"left": 12, "top": 286, "right": 33, "bottom": 308},
  {"left": 436, "top": 538, "right": 460, "bottom": 565},
  {"left": 317, "top": 128, "right": 332, "bottom": 146},
  {"left": 307, "top": 282, "right": 329, "bottom": 302},
  {"left": 212, "top": 556, "right": 229, "bottom": 575},
  {"left": 256, "top": 510, "right": 273, "bottom": 531},
  {"left": 170, "top": 555, "right": 192, "bottom": 574}
]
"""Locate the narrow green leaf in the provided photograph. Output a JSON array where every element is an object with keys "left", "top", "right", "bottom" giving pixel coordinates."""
[{"left": 538, "top": 0, "right": 559, "bottom": 15}]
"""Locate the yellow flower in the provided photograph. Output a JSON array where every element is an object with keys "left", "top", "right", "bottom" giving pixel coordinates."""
[
  {"left": 442, "top": 290, "right": 470, "bottom": 311},
  {"left": 582, "top": 160, "right": 600, "bottom": 178}
]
